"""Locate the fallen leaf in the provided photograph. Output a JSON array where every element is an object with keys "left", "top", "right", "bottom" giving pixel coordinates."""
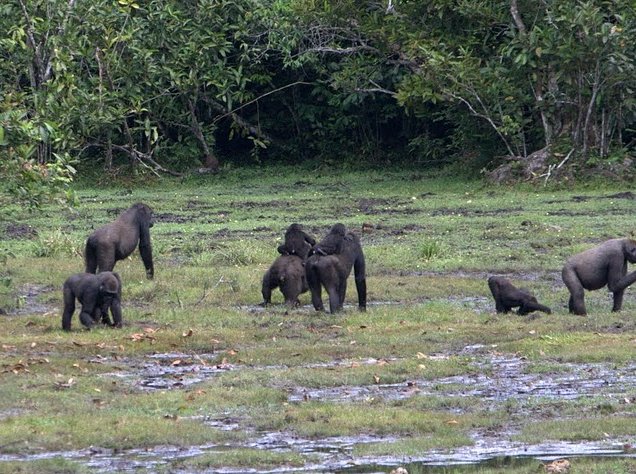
[
  {"left": 182, "top": 329, "right": 193, "bottom": 338},
  {"left": 373, "top": 375, "right": 380, "bottom": 384},
  {"left": 543, "top": 459, "right": 570, "bottom": 473},
  {"left": 446, "top": 419, "right": 459, "bottom": 425},
  {"left": 55, "top": 378, "right": 76, "bottom": 389},
  {"left": 416, "top": 352, "right": 428, "bottom": 359}
]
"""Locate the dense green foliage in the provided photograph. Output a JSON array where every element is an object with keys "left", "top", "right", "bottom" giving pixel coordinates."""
[{"left": 1, "top": 0, "right": 635, "bottom": 204}]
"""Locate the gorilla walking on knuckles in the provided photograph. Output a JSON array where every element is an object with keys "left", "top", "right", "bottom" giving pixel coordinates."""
[
  {"left": 306, "top": 227, "right": 366, "bottom": 314},
  {"left": 562, "top": 238, "right": 636, "bottom": 315},
  {"left": 62, "top": 272, "right": 122, "bottom": 331},
  {"left": 262, "top": 255, "right": 308, "bottom": 307},
  {"left": 85, "top": 202, "right": 155, "bottom": 279},
  {"left": 488, "top": 276, "right": 552, "bottom": 315},
  {"left": 277, "top": 223, "right": 316, "bottom": 261}
]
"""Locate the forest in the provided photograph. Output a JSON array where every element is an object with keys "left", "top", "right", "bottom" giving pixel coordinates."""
[{"left": 1, "top": 0, "right": 636, "bottom": 207}]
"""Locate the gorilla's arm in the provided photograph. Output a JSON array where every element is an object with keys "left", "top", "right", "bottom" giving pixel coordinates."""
[
  {"left": 353, "top": 250, "right": 367, "bottom": 311},
  {"left": 105, "top": 272, "right": 123, "bottom": 327},
  {"left": 138, "top": 223, "right": 154, "bottom": 279},
  {"left": 518, "top": 300, "right": 552, "bottom": 315},
  {"left": 607, "top": 266, "right": 636, "bottom": 292},
  {"left": 487, "top": 277, "right": 506, "bottom": 312},
  {"left": 303, "top": 232, "right": 316, "bottom": 246}
]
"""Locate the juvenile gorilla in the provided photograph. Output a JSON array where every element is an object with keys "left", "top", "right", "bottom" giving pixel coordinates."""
[
  {"left": 277, "top": 223, "right": 316, "bottom": 260},
  {"left": 262, "top": 255, "right": 308, "bottom": 307},
  {"left": 562, "top": 238, "right": 636, "bottom": 315},
  {"left": 487, "top": 276, "right": 552, "bottom": 315},
  {"left": 62, "top": 272, "right": 122, "bottom": 331},
  {"left": 85, "top": 203, "right": 154, "bottom": 279},
  {"left": 306, "top": 229, "right": 366, "bottom": 314},
  {"left": 312, "top": 223, "right": 346, "bottom": 256}
]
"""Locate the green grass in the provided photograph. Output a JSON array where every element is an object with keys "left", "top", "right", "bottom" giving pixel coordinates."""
[{"left": 1, "top": 166, "right": 636, "bottom": 471}]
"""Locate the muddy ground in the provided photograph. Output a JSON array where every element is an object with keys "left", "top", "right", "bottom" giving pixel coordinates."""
[
  {"left": 2, "top": 187, "right": 636, "bottom": 472},
  {"left": 3, "top": 286, "right": 636, "bottom": 473}
]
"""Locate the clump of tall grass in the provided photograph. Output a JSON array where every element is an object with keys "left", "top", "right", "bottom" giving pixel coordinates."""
[
  {"left": 31, "top": 229, "right": 82, "bottom": 257},
  {"left": 209, "top": 240, "right": 272, "bottom": 266},
  {"left": 418, "top": 239, "right": 443, "bottom": 260}
]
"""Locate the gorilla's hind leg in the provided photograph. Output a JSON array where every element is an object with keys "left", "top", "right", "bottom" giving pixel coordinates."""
[{"left": 562, "top": 267, "right": 587, "bottom": 315}]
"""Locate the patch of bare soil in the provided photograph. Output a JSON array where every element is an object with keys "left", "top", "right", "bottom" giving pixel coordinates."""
[
  {"left": 432, "top": 207, "right": 524, "bottom": 217},
  {"left": 12, "top": 284, "right": 55, "bottom": 316},
  {"left": 3, "top": 223, "right": 38, "bottom": 240}
]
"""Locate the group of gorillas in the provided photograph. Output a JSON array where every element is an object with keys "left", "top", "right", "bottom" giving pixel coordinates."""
[
  {"left": 61, "top": 203, "right": 154, "bottom": 331},
  {"left": 490, "top": 238, "right": 636, "bottom": 316},
  {"left": 61, "top": 202, "right": 636, "bottom": 330},
  {"left": 262, "top": 223, "right": 367, "bottom": 314}
]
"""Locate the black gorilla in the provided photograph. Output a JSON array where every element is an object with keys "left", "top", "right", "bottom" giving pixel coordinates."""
[
  {"left": 262, "top": 255, "right": 308, "bottom": 307},
  {"left": 306, "top": 229, "right": 366, "bottom": 314},
  {"left": 62, "top": 272, "right": 122, "bottom": 331},
  {"left": 562, "top": 238, "right": 636, "bottom": 315},
  {"left": 85, "top": 203, "right": 154, "bottom": 279},
  {"left": 487, "top": 276, "right": 552, "bottom": 315},
  {"left": 312, "top": 223, "right": 346, "bottom": 256},
  {"left": 277, "top": 223, "right": 316, "bottom": 260}
]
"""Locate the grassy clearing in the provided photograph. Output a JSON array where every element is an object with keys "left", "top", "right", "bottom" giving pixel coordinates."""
[{"left": 1, "top": 167, "right": 636, "bottom": 471}]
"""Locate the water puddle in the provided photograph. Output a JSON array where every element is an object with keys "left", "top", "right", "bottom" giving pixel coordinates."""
[
  {"left": 288, "top": 351, "right": 636, "bottom": 404},
  {"left": 5, "top": 346, "right": 636, "bottom": 472},
  {"left": 100, "top": 352, "right": 233, "bottom": 390},
  {"left": 2, "top": 439, "right": 633, "bottom": 473}
]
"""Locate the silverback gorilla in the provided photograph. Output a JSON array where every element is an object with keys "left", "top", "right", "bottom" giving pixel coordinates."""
[
  {"left": 306, "top": 229, "right": 366, "bottom": 313},
  {"left": 277, "top": 223, "right": 316, "bottom": 260},
  {"left": 262, "top": 255, "right": 308, "bottom": 307},
  {"left": 85, "top": 203, "right": 154, "bottom": 279},
  {"left": 487, "top": 276, "right": 551, "bottom": 315},
  {"left": 562, "top": 238, "right": 636, "bottom": 315},
  {"left": 62, "top": 272, "right": 122, "bottom": 331},
  {"left": 312, "top": 223, "right": 346, "bottom": 256}
]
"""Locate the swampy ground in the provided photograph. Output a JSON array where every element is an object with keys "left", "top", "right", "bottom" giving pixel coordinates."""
[{"left": 1, "top": 167, "right": 635, "bottom": 473}]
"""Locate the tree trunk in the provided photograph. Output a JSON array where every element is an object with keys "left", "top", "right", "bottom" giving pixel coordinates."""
[{"left": 187, "top": 97, "right": 219, "bottom": 172}]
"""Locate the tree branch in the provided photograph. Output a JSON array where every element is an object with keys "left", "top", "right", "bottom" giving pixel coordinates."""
[
  {"left": 212, "top": 81, "right": 311, "bottom": 124},
  {"left": 510, "top": 0, "right": 526, "bottom": 35}
]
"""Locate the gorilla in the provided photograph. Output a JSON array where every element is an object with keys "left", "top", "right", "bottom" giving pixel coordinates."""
[
  {"left": 305, "top": 229, "right": 366, "bottom": 314},
  {"left": 562, "top": 238, "right": 636, "bottom": 315},
  {"left": 85, "top": 203, "right": 154, "bottom": 279},
  {"left": 312, "top": 223, "right": 346, "bottom": 256},
  {"left": 62, "top": 272, "right": 122, "bottom": 331},
  {"left": 262, "top": 255, "right": 308, "bottom": 307},
  {"left": 277, "top": 223, "right": 316, "bottom": 261},
  {"left": 487, "top": 276, "right": 552, "bottom": 315}
]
